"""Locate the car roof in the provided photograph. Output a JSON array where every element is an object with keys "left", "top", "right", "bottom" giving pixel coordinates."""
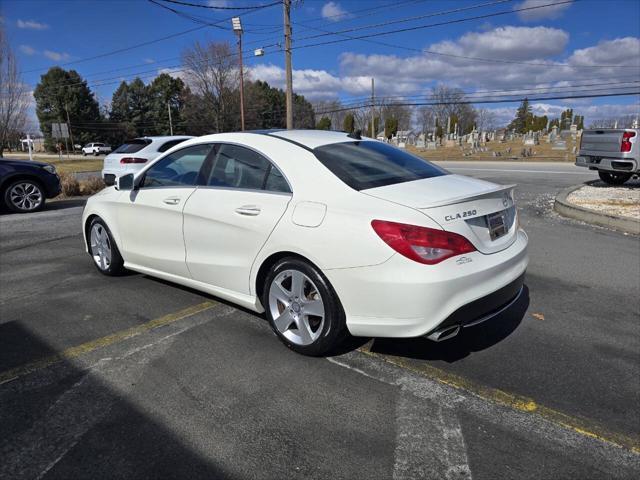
[
  {"left": 140, "top": 136, "right": 194, "bottom": 141},
  {"left": 186, "top": 130, "right": 370, "bottom": 150}
]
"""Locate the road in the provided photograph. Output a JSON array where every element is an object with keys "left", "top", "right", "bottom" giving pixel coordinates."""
[{"left": 1, "top": 162, "right": 638, "bottom": 479}]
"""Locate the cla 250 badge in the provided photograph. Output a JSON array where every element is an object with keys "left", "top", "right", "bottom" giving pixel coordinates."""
[{"left": 445, "top": 209, "right": 477, "bottom": 222}]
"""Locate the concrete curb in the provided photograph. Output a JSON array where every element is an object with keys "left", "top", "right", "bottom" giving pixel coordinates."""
[{"left": 554, "top": 181, "right": 640, "bottom": 235}]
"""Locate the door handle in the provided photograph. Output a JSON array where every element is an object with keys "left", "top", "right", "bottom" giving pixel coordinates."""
[
  {"left": 235, "top": 205, "right": 261, "bottom": 216},
  {"left": 163, "top": 197, "right": 180, "bottom": 205}
]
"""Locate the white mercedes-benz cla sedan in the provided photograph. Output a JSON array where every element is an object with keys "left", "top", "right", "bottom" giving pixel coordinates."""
[{"left": 82, "top": 130, "right": 528, "bottom": 355}]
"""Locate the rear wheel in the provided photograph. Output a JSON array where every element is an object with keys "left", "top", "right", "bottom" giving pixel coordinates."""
[
  {"left": 598, "top": 171, "right": 632, "bottom": 185},
  {"left": 88, "top": 218, "right": 125, "bottom": 276},
  {"left": 263, "top": 258, "right": 348, "bottom": 356},
  {"left": 3, "top": 179, "right": 45, "bottom": 213}
]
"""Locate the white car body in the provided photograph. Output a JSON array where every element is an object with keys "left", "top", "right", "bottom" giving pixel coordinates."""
[
  {"left": 101, "top": 136, "right": 193, "bottom": 185},
  {"left": 83, "top": 130, "right": 528, "bottom": 342},
  {"left": 82, "top": 143, "right": 112, "bottom": 156}
]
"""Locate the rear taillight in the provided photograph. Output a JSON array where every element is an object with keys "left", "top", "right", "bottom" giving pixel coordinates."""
[
  {"left": 621, "top": 131, "right": 636, "bottom": 153},
  {"left": 120, "top": 157, "right": 147, "bottom": 164},
  {"left": 371, "top": 220, "right": 476, "bottom": 265}
]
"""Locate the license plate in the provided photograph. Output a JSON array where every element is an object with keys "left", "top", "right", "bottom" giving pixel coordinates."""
[{"left": 487, "top": 211, "right": 507, "bottom": 240}]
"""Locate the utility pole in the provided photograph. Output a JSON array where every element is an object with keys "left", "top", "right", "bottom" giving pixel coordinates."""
[
  {"left": 232, "top": 17, "right": 245, "bottom": 131},
  {"left": 65, "top": 104, "right": 75, "bottom": 155},
  {"left": 283, "top": 0, "right": 293, "bottom": 129},
  {"left": 167, "top": 101, "right": 174, "bottom": 135},
  {"left": 370, "top": 78, "right": 375, "bottom": 138}
]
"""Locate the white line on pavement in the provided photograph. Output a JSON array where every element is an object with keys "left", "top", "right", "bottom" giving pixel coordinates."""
[{"left": 445, "top": 167, "right": 594, "bottom": 175}]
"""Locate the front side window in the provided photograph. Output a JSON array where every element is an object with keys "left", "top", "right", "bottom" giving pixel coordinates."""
[
  {"left": 207, "top": 144, "right": 290, "bottom": 193},
  {"left": 313, "top": 141, "right": 447, "bottom": 190},
  {"left": 142, "top": 144, "right": 213, "bottom": 188}
]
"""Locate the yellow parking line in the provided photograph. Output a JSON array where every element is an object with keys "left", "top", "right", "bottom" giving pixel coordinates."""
[
  {"left": 358, "top": 349, "right": 640, "bottom": 454},
  {"left": 0, "top": 301, "right": 217, "bottom": 385}
]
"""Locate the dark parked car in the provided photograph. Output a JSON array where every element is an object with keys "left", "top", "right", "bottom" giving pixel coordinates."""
[{"left": 0, "top": 159, "right": 61, "bottom": 213}]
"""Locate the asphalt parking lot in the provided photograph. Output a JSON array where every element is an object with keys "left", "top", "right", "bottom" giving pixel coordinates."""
[{"left": 1, "top": 161, "right": 638, "bottom": 479}]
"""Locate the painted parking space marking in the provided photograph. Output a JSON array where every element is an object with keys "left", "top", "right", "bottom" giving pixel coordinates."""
[
  {"left": 0, "top": 301, "right": 217, "bottom": 385},
  {"left": 445, "top": 167, "right": 595, "bottom": 175},
  {"left": 356, "top": 348, "right": 640, "bottom": 454}
]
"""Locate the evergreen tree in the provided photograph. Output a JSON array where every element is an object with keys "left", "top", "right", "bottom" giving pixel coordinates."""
[
  {"left": 316, "top": 116, "right": 331, "bottom": 130},
  {"left": 343, "top": 112, "right": 355, "bottom": 133},
  {"left": 507, "top": 98, "right": 531, "bottom": 133},
  {"left": 366, "top": 117, "right": 380, "bottom": 137},
  {"left": 384, "top": 117, "right": 398, "bottom": 140},
  {"left": 148, "top": 73, "right": 187, "bottom": 135},
  {"left": 33, "top": 67, "right": 102, "bottom": 151}
]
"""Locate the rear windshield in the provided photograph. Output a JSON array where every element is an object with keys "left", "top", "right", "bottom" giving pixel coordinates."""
[
  {"left": 113, "top": 138, "right": 152, "bottom": 154},
  {"left": 157, "top": 138, "right": 188, "bottom": 153},
  {"left": 313, "top": 141, "right": 447, "bottom": 190}
]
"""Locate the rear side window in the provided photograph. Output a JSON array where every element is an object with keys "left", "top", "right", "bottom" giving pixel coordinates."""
[
  {"left": 113, "top": 138, "right": 152, "bottom": 154},
  {"left": 157, "top": 139, "right": 188, "bottom": 153},
  {"left": 207, "top": 144, "right": 290, "bottom": 193},
  {"left": 313, "top": 141, "right": 447, "bottom": 190}
]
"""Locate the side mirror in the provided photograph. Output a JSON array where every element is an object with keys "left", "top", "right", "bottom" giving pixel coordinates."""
[{"left": 116, "top": 173, "right": 135, "bottom": 191}]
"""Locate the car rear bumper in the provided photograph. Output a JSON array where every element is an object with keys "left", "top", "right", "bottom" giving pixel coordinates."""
[
  {"left": 325, "top": 228, "right": 529, "bottom": 338},
  {"left": 576, "top": 156, "right": 638, "bottom": 173}
]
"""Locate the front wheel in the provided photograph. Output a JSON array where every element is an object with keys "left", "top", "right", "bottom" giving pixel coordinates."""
[
  {"left": 88, "top": 218, "right": 125, "bottom": 276},
  {"left": 3, "top": 179, "right": 45, "bottom": 213},
  {"left": 598, "top": 171, "right": 632, "bottom": 185},
  {"left": 263, "top": 258, "right": 348, "bottom": 356}
]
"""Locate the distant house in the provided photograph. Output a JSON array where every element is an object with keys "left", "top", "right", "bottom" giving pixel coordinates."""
[{"left": 376, "top": 130, "right": 386, "bottom": 142}]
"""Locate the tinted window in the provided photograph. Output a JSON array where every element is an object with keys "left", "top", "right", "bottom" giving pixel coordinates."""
[
  {"left": 264, "top": 167, "right": 290, "bottom": 193},
  {"left": 157, "top": 139, "right": 188, "bottom": 153},
  {"left": 113, "top": 138, "right": 152, "bottom": 154},
  {"left": 207, "top": 144, "right": 271, "bottom": 191},
  {"left": 142, "top": 144, "right": 213, "bottom": 188},
  {"left": 313, "top": 141, "right": 447, "bottom": 190}
]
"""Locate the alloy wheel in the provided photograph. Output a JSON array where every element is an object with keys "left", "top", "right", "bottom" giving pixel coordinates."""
[
  {"left": 90, "top": 223, "right": 112, "bottom": 271},
  {"left": 268, "top": 269, "right": 326, "bottom": 346},
  {"left": 9, "top": 182, "right": 43, "bottom": 211}
]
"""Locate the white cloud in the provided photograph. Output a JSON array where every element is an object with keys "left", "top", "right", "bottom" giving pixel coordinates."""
[
  {"left": 143, "top": 58, "right": 156, "bottom": 64},
  {"left": 207, "top": 0, "right": 229, "bottom": 6},
  {"left": 16, "top": 19, "right": 49, "bottom": 30},
  {"left": 43, "top": 50, "right": 70, "bottom": 61},
  {"left": 515, "top": 0, "right": 573, "bottom": 22},
  {"left": 321, "top": 2, "right": 349, "bottom": 21},
  {"left": 19, "top": 45, "right": 37, "bottom": 55},
  {"left": 568, "top": 37, "right": 640, "bottom": 67}
]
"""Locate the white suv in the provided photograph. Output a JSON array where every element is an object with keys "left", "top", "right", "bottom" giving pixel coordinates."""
[
  {"left": 101, "top": 136, "right": 193, "bottom": 185},
  {"left": 82, "top": 143, "right": 112, "bottom": 156}
]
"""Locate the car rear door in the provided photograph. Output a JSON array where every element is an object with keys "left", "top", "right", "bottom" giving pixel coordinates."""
[
  {"left": 116, "top": 143, "right": 214, "bottom": 277},
  {"left": 183, "top": 143, "right": 292, "bottom": 294}
]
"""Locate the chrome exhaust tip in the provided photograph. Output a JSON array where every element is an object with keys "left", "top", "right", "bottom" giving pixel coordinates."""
[{"left": 426, "top": 325, "right": 460, "bottom": 342}]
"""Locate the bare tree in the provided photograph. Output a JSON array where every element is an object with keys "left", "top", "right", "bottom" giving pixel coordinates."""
[
  {"left": 589, "top": 114, "right": 638, "bottom": 129},
  {"left": 476, "top": 108, "right": 497, "bottom": 132},
  {"left": 182, "top": 41, "right": 239, "bottom": 133},
  {"left": 0, "top": 29, "right": 29, "bottom": 157},
  {"left": 379, "top": 99, "right": 413, "bottom": 131},
  {"left": 430, "top": 86, "right": 477, "bottom": 134},
  {"left": 417, "top": 106, "right": 436, "bottom": 136}
]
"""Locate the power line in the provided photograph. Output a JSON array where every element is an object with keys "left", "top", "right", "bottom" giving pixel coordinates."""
[{"left": 156, "top": 0, "right": 281, "bottom": 10}]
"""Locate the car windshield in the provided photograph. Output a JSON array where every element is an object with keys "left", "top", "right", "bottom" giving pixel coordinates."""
[
  {"left": 313, "top": 141, "right": 448, "bottom": 190},
  {"left": 113, "top": 139, "right": 152, "bottom": 154}
]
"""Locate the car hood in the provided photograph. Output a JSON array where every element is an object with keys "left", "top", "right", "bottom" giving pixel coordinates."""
[{"left": 0, "top": 158, "right": 50, "bottom": 168}]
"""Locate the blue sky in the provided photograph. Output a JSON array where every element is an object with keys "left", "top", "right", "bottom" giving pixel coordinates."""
[{"left": 2, "top": 0, "right": 639, "bottom": 129}]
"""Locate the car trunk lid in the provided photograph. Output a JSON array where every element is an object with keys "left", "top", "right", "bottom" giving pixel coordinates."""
[{"left": 363, "top": 175, "right": 518, "bottom": 254}]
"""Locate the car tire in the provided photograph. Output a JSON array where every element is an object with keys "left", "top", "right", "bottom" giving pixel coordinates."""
[
  {"left": 83, "top": 152, "right": 87, "bottom": 157},
  {"left": 94, "top": 151, "right": 99, "bottom": 156},
  {"left": 598, "top": 171, "right": 632, "bottom": 185},
  {"left": 3, "top": 179, "right": 45, "bottom": 213},
  {"left": 88, "top": 217, "right": 126, "bottom": 276},
  {"left": 263, "top": 257, "right": 349, "bottom": 356}
]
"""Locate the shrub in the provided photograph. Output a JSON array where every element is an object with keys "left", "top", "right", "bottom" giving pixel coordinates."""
[
  {"left": 59, "top": 172, "right": 80, "bottom": 197},
  {"left": 80, "top": 176, "right": 105, "bottom": 195}
]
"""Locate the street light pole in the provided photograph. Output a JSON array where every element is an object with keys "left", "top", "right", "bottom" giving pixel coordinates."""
[
  {"left": 283, "top": 0, "right": 293, "bottom": 129},
  {"left": 232, "top": 17, "right": 245, "bottom": 131},
  {"left": 167, "top": 101, "right": 174, "bottom": 135}
]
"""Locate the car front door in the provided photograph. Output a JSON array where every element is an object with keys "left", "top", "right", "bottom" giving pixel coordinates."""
[
  {"left": 117, "top": 143, "right": 214, "bottom": 277},
  {"left": 183, "top": 143, "right": 292, "bottom": 294}
]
